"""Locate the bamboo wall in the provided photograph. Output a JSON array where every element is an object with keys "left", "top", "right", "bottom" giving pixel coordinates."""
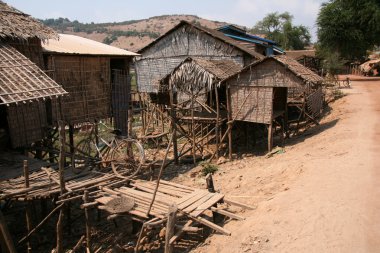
[
  {"left": 7, "top": 101, "right": 48, "bottom": 148},
  {"left": 226, "top": 60, "right": 306, "bottom": 124},
  {"left": 136, "top": 24, "right": 246, "bottom": 93},
  {"left": 230, "top": 86, "right": 273, "bottom": 124},
  {"left": 48, "top": 55, "right": 112, "bottom": 124},
  {"left": 8, "top": 38, "right": 44, "bottom": 68}
]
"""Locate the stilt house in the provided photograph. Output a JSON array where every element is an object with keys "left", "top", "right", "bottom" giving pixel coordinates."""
[
  {"left": 136, "top": 20, "right": 265, "bottom": 94},
  {"left": 222, "top": 55, "right": 324, "bottom": 151},
  {"left": 0, "top": 1, "right": 67, "bottom": 149},
  {"left": 42, "top": 34, "right": 139, "bottom": 135}
]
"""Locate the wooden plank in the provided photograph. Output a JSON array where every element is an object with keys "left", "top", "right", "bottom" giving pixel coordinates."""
[
  {"left": 133, "top": 182, "right": 185, "bottom": 197},
  {"left": 158, "top": 180, "right": 195, "bottom": 191},
  {"left": 210, "top": 207, "right": 245, "bottom": 220},
  {"left": 182, "top": 193, "right": 215, "bottom": 213},
  {"left": 188, "top": 216, "right": 231, "bottom": 236},
  {"left": 144, "top": 181, "right": 193, "bottom": 194},
  {"left": 223, "top": 198, "right": 255, "bottom": 210},
  {"left": 176, "top": 190, "right": 209, "bottom": 210},
  {"left": 190, "top": 194, "right": 224, "bottom": 217},
  {"left": 118, "top": 187, "right": 175, "bottom": 206}
]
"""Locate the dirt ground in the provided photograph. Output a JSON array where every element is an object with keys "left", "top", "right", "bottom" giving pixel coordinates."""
[{"left": 173, "top": 80, "right": 380, "bottom": 253}]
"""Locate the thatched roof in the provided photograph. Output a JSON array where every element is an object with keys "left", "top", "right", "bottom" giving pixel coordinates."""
[
  {"left": 43, "top": 34, "right": 139, "bottom": 56},
  {"left": 285, "top": 50, "right": 316, "bottom": 60},
  {"left": 0, "top": 43, "right": 67, "bottom": 105},
  {"left": 161, "top": 57, "right": 242, "bottom": 92},
  {"left": 138, "top": 20, "right": 264, "bottom": 60},
  {"left": 0, "top": 1, "right": 58, "bottom": 41},
  {"left": 274, "top": 55, "right": 323, "bottom": 83},
  {"left": 223, "top": 55, "right": 323, "bottom": 84}
]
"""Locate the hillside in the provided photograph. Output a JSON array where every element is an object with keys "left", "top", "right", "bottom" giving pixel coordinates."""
[{"left": 41, "top": 15, "right": 230, "bottom": 52}]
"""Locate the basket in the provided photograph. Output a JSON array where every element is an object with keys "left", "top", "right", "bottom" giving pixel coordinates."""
[{"left": 104, "top": 196, "right": 135, "bottom": 214}]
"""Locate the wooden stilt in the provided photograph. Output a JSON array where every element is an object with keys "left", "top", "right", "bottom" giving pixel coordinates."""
[
  {"left": 191, "top": 88, "right": 196, "bottom": 164},
  {"left": 205, "top": 173, "right": 215, "bottom": 193},
  {"left": 56, "top": 120, "right": 66, "bottom": 253},
  {"left": 0, "top": 210, "right": 16, "bottom": 253},
  {"left": 24, "top": 160, "right": 32, "bottom": 253},
  {"left": 165, "top": 204, "right": 177, "bottom": 253},
  {"left": 215, "top": 87, "right": 220, "bottom": 160},
  {"left": 69, "top": 125, "right": 74, "bottom": 156},
  {"left": 83, "top": 191, "right": 92, "bottom": 253},
  {"left": 268, "top": 122, "right": 273, "bottom": 152},
  {"left": 226, "top": 86, "right": 232, "bottom": 160},
  {"left": 169, "top": 86, "right": 178, "bottom": 164}
]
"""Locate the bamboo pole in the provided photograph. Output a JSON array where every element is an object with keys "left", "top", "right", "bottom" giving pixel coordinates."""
[
  {"left": 24, "top": 160, "right": 32, "bottom": 253},
  {"left": 83, "top": 190, "right": 92, "bottom": 253},
  {"left": 226, "top": 85, "right": 232, "bottom": 160},
  {"left": 0, "top": 210, "right": 16, "bottom": 253},
  {"left": 56, "top": 120, "right": 66, "bottom": 253},
  {"left": 191, "top": 88, "right": 196, "bottom": 164},
  {"left": 215, "top": 87, "right": 220, "bottom": 160},
  {"left": 169, "top": 84, "right": 178, "bottom": 164},
  {"left": 146, "top": 134, "right": 174, "bottom": 216}
]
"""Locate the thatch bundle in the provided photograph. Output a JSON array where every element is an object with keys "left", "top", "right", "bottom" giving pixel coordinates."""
[{"left": 0, "top": 1, "right": 58, "bottom": 41}]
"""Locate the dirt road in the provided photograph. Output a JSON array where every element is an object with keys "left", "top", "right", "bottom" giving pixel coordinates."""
[{"left": 177, "top": 80, "right": 380, "bottom": 253}]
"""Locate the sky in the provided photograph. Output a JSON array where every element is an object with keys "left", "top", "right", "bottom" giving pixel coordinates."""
[{"left": 6, "top": 0, "right": 324, "bottom": 41}]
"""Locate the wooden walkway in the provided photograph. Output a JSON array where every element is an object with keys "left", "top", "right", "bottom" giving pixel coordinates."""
[{"left": 94, "top": 179, "right": 251, "bottom": 236}]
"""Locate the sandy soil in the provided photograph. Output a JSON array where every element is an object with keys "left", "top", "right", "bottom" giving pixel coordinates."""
[{"left": 173, "top": 80, "right": 380, "bottom": 253}]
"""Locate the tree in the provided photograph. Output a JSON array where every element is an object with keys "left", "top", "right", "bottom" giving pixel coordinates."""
[
  {"left": 251, "top": 12, "right": 311, "bottom": 50},
  {"left": 317, "top": 0, "right": 380, "bottom": 60}
]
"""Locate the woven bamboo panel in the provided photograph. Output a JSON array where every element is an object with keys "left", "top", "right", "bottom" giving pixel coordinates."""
[
  {"left": 7, "top": 101, "right": 48, "bottom": 148},
  {"left": 112, "top": 69, "right": 129, "bottom": 135},
  {"left": 8, "top": 38, "right": 44, "bottom": 68},
  {"left": 230, "top": 86, "right": 272, "bottom": 124},
  {"left": 49, "top": 55, "right": 112, "bottom": 124},
  {"left": 306, "top": 86, "right": 323, "bottom": 118}
]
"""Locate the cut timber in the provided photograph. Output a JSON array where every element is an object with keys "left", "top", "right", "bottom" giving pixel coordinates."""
[
  {"left": 210, "top": 207, "right": 245, "bottom": 220},
  {"left": 223, "top": 198, "right": 255, "bottom": 210},
  {"left": 189, "top": 216, "right": 231, "bottom": 236},
  {"left": 183, "top": 193, "right": 215, "bottom": 213},
  {"left": 190, "top": 193, "right": 224, "bottom": 217},
  {"left": 165, "top": 204, "right": 177, "bottom": 253},
  {"left": 176, "top": 190, "right": 210, "bottom": 210},
  {"left": 169, "top": 220, "right": 193, "bottom": 245}
]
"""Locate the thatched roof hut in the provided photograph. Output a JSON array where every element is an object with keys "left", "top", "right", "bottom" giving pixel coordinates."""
[
  {"left": 136, "top": 20, "right": 264, "bottom": 93},
  {"left": 0, "top": 42, "right": 67, "bottom": 148},
  {"left": 0, "top": 43, "right": 66, "bottom": 105},
  {"left": 223, "top": 55, "right": 323, "bottom": 125},
  {"left": 0, "top": 1, "right": 57, "bottom": 41}
]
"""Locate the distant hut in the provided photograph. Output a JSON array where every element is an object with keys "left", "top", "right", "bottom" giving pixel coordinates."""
[
  {"left": 0, "top": 1, "right": 66, "bottom": 149},
  {"left": 222, "top": 55, "right": 324, "bottom": 152},
  {"left": 285, "top": 49, "right": 321, "bottom": 74},
  {"left": 159, "top": 57, "right": 242, "bottom": 160},
  {"left": 42, "top": 34, "right": 139, "bottom": 135},
  {"left": 136, "top": 20, "right": 265, "bottom": 94}
]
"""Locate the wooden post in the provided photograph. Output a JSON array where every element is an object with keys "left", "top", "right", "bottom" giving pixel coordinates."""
[
  {"left": 268, "top": 122, "right": 273, "bottom": 152},
  {"left": 165, "top": 204, "right": 177, "bottom": 253},
  {"left": 169, "top": 85, "right": 178, "bottom": 164},
  {"left": 24, "top": 160, "right": 32, "bottom": 253},
  {"left": 69, "top": 125, "right": 74, "bottom": 156},
  {"left": 56, "top": 120, "right": 66, "bottom": 253},
  {"left": 226, "top": 86, "right": 232, "bottom": 160},
  {"left": 83, "top": 190, "right": 92, "bottom": 253},
  {"left": 215, "top": 87, "right": 220, "bottom": 160},
  {"left": 0, "top": 210, "right": 16, "bottom": 253},
  {"left": 191, "top": 88, "right": 196, "bottom": 164},
  {"left": 205, "top": 173, "right": 215, "bottom": 193}
]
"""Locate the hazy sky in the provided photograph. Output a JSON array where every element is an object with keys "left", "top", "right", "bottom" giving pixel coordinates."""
[{"left": 6, "top": 0, "right": 324, "bottom": 41}]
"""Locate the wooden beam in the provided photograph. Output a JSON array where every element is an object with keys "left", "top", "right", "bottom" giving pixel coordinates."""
[
  {"left": 0, "top": 210, "right": 16, "bottom": 253},
  {"left": 165, "top": 204, "right": 177, "bottom": 253}
]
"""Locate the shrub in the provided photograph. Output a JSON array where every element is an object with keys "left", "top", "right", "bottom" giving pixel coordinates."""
[{"left": 199, "top": 162, "right": 218, "bottom": 176}]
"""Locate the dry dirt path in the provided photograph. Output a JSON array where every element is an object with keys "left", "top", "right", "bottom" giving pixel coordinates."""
[{"left": 185, "top": 80, "right": 380, "bottom": 253}]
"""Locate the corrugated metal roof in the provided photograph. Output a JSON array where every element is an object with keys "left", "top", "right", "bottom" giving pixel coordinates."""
[
  {"left": 0, "top": 43, "right": 67, "bottom": 105},
  {"left": 42, "top": 34, "right": 139, "bottom": 56}
]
